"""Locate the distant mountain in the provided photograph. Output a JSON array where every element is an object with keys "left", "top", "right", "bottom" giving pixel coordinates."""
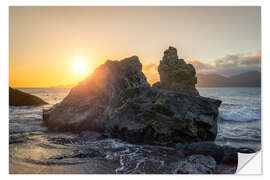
[
  {"left": 196, "top": 71, "right": 261, "bottom": 87},
  {"left": 49, "top": 84, "right": 75, "bottom": 88}
]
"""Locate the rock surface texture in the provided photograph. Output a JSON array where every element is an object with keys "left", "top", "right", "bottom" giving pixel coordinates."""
[
  {"left": 43, "top": 54, "right": 221, "bottom": 145},
  {"left": 105, "top": 87, "right": 221, "bottom": 145},
  {"left": 152, "top": 46, "right": 200, "bottom": 96},
  {"left": 174, "top": 142, "right": 238, "bottom": 174},
  {"left": 9, "top": 87, "right": 48, "bottom": 106},
  {"left": 175, "top": 155, "right": 217, "bottom": 174}
]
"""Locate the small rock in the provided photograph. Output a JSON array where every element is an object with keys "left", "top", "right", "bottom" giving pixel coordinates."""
[
  {"left": 9, "top": 87, "right": 48, "bottom": 106},
  {"left": 175, "top": 155, "right": 216, "bottom": 174},
  {"left": 179, "top": 141, "right": 238, "bottom": 164},
  {"left": 176, "top": 141, "right": 238, "bottom": 173},
  {"left": 237, "top": 147, "right": 256, "bottom": 154}
]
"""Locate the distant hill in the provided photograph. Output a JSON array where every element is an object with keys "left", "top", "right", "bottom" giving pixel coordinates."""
[
  {"left": 196, "top": 71, "right": 261, "bottom": 87},
  {"left": 49, "top": 84, "right": 75, "bottom": 88}
]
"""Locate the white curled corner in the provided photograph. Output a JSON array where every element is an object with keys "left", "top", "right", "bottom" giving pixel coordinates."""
[{"left": 236, "top": 151, "right": 262, "bottom": 174}]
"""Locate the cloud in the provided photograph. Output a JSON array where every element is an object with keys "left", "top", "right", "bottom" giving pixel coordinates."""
[
  {"left": 187, "top": 59, "right": 214, "bottom": 72},
  {"left": 188, "top": 51, "right": 261, "bottom": 76},
  {"left": 214, "top": 51, "right": 261, "bottom": 68},
  {"left": 240, "top": 51, "right": 261, "bottom": 66},
  {"left": 142, "top": 51, "right": 261, "bottom": 82},
  {"left": 215, "top": 54, "right": 243, "bottom": 68},
  {"left": 142, "top": 63, "right": 159, "bottom": 84},
  {"left": 142, "top": 64, "right": 157, "bottom": 72}
]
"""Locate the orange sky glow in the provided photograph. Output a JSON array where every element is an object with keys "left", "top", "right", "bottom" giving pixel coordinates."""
[{"left": 9, "top": 7, "right": 260, "bottom": 87}]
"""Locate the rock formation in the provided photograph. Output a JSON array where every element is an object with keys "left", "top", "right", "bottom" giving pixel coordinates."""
[
  {"left": 152, "top": 46, "right": 200, "bottom": 96},
  {"left": 9, "top": 87, "right": 48, "bottom": 106},
  {"left": 43, "top": 56, "right": 150, "bottom": 132},
  {"left": 43, "top": 54, "right": 221, "bottom": 145}
]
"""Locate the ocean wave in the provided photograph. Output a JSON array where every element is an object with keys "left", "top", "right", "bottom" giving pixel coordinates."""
[
  {"left": 219, "top": 103, "right": 261, "bottom": 122},
  {"left": 220, "top": 117, "right": 260, "bottom": 122}
]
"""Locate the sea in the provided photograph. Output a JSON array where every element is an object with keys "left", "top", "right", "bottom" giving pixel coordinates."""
[{"left": 9, "top": 87, "right": 261, "bottom": 174}]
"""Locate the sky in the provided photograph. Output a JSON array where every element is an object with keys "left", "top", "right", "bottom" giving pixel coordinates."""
[{"left": 9, "top": 6, "right": 261, "bottom": 87}]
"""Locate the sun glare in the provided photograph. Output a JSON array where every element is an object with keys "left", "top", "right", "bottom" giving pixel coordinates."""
[{"left": 73, "top": 59, "right": 88, "bottom": 76}]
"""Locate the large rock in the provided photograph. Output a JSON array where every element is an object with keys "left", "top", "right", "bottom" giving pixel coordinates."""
[
  {"left": 105, "top": 87, "right": 221, "bottom": 145},
  {"left": 43, "top": 55, "right": 221, "bottom": 145},
  {"left": 9, "top": 87, "right": 48, "bottom": 106},
  {"left": 153, "top": 46, "right": 200, "bottom": 96},
  {"left": 43, "top": 56, "right": 150, "bottom": 132}
]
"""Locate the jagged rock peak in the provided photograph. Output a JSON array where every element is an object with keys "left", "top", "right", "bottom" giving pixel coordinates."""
[
  {"left": 162, "top": 46, "right": 178, "bottom": 61},
  {"left": 153, "top": 46, "right": 200, "bottom": 96}
]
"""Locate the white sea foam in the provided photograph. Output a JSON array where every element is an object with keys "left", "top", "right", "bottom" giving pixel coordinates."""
[{"left": 219, "top": 104, "right": 261, "bottom": 122}]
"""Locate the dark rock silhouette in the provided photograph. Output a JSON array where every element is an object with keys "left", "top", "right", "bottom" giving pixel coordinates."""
[
  {"left": 152, "top": 46, "right": 200, "bottom": 96},
  {"left": 43, "top": 54, "right": 221, "bottom": 145},
  {"left": 9, "top": 87, "right": 48, "bottom": 106}
]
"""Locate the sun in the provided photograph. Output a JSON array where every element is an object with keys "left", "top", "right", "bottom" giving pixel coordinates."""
[{"left": 73, "top": 58, "right": 88, "bottom": 76}]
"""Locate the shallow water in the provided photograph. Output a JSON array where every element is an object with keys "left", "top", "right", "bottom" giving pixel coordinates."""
[{"left": 9, "top": 87, "right": 261, "bottom": 174}]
